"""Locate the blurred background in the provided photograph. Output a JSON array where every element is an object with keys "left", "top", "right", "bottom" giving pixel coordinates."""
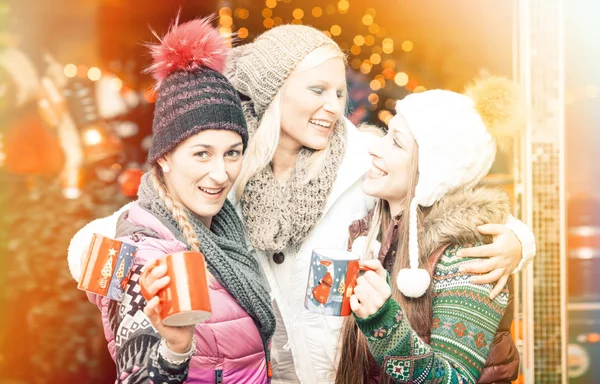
[{"left": 0, "top": 0, "right": 598, "bottom": 383}]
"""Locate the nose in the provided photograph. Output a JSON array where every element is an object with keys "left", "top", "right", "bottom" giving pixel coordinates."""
[
  {"left": 368, "top": 136, "right": 385, "bottom": 158},
  {"left": 208, "top": 159, "right": 228, "bottom": 184},
  {"left": 322, "top": 92, "right": 343, "bottom": 116}
]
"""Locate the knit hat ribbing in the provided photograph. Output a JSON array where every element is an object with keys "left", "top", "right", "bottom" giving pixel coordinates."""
[
  {"left": 394, "top": 77, "right": 522, "bottom": 297},
  {"left": 146, "top": 17, "right": 248, "bottom": 165},
  {"left": 224, "top": 24, "right": 339, "bottom": 119}
]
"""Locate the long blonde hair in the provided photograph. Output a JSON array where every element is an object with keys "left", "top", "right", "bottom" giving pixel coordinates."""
[{"left": 233, "top": 44, "right": 347, "bottom": 199}]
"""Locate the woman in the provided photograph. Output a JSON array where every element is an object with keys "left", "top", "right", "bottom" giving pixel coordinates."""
[
  {"left": 84, "top": 19, "right": 275, "bottom": 383},
  {"left": 68, "top": 24, "right": 534, "bottom": 383},
  {"left": 339, "top": 77, "right": 522, "bottom": 383}
]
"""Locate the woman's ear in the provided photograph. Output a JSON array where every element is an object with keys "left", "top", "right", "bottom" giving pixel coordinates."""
[{"left": 157, "top": 158, "right": 170, "bottom": 173}]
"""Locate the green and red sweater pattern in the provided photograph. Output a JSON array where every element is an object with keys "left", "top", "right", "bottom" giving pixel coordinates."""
[{"left": 355, "top": 244, "right": 509, "bottom": 384}]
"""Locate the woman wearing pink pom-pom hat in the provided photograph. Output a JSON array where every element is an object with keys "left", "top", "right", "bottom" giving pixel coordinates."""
[{"left": 77, "top": 17, "right": 276, "bottom": 383}]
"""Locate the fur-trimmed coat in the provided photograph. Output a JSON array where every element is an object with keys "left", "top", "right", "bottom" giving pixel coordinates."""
[{"left": 348, "top": 188, "right": 519, "bottom": 384}]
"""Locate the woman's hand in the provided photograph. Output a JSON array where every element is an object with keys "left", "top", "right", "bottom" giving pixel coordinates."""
[
  {"left": 350, "top": 259, "right": 391, "bottom": 319},
  {"left": 142, "top": 264, "right": 195, "bottom": 353},
  {"left": 457, "top": 224, "right": 522, "bottom": 299}
]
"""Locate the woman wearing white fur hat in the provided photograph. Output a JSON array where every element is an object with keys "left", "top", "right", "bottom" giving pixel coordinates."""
[{"left": 336, "top": 77, "right": 524, "bottom": 384}]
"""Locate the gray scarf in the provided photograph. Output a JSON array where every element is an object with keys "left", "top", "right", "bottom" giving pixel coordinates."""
[
  {"left": 137, "top": 174, "right": 275, "bottom": 350},
  {"left": 240, "top": 106, "right": 346, "bottom": 253}
]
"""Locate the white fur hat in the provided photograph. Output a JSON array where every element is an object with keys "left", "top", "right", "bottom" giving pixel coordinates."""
[{"left": 393, "top": 77, "right": 522, "bottom": 297}]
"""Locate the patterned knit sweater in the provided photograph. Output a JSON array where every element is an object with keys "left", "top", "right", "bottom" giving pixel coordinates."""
[{"left": 355, "top": 243, "right": 509, "bottom": 384}]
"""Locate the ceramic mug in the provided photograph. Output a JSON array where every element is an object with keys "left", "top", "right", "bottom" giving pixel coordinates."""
[
  {"left": 139, "top": 251, "right": 212, "bottom": 326},
  {"left": 305, "top": 248, "right": 370, "bottom": 316}
]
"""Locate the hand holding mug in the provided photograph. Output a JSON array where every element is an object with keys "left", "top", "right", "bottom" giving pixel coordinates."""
[
  {"left": 350, "top": 259, "right": 391, "bottom": 319},
  {"left": 142, "top": 263, "right": 195, "bottom": 353}
]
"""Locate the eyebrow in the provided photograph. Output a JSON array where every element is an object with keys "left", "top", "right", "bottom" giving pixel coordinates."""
[
  {"left": 391, "top": 128, "right": 408, "bottom": 145},
  {"left": 190, "top": 142, "right": 243, "bottom": 149},
  {"left": 311, "top": 79, "right": 346, "bottom": 90}
]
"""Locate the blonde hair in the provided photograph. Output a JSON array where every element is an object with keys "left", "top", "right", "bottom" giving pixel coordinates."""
[
  {"left": 150, "top": 165, "right": 201, "bottom": 252},
  {"left": 233, "top": 44, "right": 347, "bottom": 199}
]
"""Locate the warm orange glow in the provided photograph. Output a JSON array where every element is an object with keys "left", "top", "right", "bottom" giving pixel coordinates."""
[
  {"left": 82, "top": 128, "right": 102, "bottom": 146},
  {"left": 312, "top": 7, "right": 323, "bottom": 17},
  {"left": 64, "top": 64, "right": 77, "bottom": 78},
  {"left": 219, "top": 7, "right": 232, "bottom": 17},
  {"left": 383, "top": 59, "right": 396, "bottom": 69},
  {"left": 263, "top": 18, "right": 275, "bottom": 28},
  {"left": 368, "top": 93, "right": 379, "bottom": 104},
  {"left": 588, "top": 333, "right": 600, "bottom": 343},
  {"left": 402, "top": 40, "right": 414, "bottom": 52},
  {"left": 238, "top": 27, "right": 249, "bottom": 39},
  {"left": 111, "top": 77, "right": 123, "bottom": 91},
  {"left": 370, "top": 80, "right": 382, "bottom": 91},
  {"left": 382, "top": 68, "right": 396, "bottom": 80},
  {"left": 338, "top": 0, "right": 350, "bottom": 13},
  {"left": 262, "top": 8, "right": 272, "bottom": 18},
  {"left": 362, "top": 14, "right": 374, "bottom": 26},
  {"left": 292, "top": 8, "right": 304, "bottom": 19},
  {"left": 366, "top": 7, "right": 377, "bottom": 16},
  {"left": 87, "top": 67, "right": 101, "bottom": 81},
  {"left": 413, "top": 85, "right": 427, "bottom": 93},
  {"left": 350, "top": 45, "right": 361, "bottom": 55},
  {"left": 330, "top": 25, "right": 342, "bottom": 36},
  {"left": 370, "top": 53, "right": 381, "bottom": 65},
  {"left": 237, "top": 8, "right": 249, "bottom": 19},
  {"left": 394, "top": 72, "right": 409, "bottom": 86},
  {"left": 354, "top": 35, "right": 365, "bottom": 46},
  {"left": 350, "top": 58, "right": 362, "bottom": 69},
  {"left": 406, "top": 78, "right": 418, "bottom": 91},
  {"left": 365, "top": 35, "right": 375, "bottom": 46},
  {"left": 368, "top": 23, "right": 380, "bottom": 34},
  {"left": 220, "top": 15, "right": 233, "bottom": 28},
  {"left": 360, "top": 61, "right": 373, "bottom": 74},
  {"left": 265, "top": 0, "right": 277, "bottom": 9}
]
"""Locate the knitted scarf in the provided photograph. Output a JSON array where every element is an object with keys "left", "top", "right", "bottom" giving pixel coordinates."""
[
  {"left": 240, "top": 108, "right": 346, "bottom": 253},
  {"left": 137, "top": 174, "right": 276, "bottom": 350}
]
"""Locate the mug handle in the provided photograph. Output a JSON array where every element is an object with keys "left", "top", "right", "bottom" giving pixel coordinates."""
[
  {"left": 346, "top": 264, "right": 376, "bottom": 298},
  {"left": 139, "top": 259, "right": 161, "bottom": 302}
]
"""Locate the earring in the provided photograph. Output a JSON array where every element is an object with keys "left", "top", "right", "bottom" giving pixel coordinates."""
[{"left": 161, "top": 164, "right": 170, "bottom": 173}]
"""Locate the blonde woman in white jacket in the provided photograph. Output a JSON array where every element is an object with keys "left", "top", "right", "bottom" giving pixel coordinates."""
[{"left": 68, "top": 24, "right": 535, "bottom": 384}]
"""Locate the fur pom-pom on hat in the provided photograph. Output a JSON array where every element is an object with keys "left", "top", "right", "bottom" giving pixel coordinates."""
[
  {"left": 464, "top": 76, "right": 524, "bottom": 149},
  {"left": 145, "top": 16, "right": 229, "bottom": 88},
  {"left": 145, "top": 15, "right": 247, "bottom": 165}
]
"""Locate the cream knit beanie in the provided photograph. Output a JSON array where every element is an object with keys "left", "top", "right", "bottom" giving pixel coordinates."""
[
  {"left": 224, "top": 24, "right": 339, "bottom": 119},
  {"left": 394, "top": 77, "right": 523, "bottom": 297}
]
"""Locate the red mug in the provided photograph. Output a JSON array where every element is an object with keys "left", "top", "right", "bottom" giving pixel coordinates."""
[{"left": 139, "top": 251, "right": 212, "bottom": 326}]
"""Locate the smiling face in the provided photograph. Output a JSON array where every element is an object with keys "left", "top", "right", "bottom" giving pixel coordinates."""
[
  {"left": 362, "top": 114, "right": 418, "bottom": 212},
  {"left": 278, "top": 57, "right": 347, "bottom": 152},
  {"left": 157, "top": 129, "right": 243, "bottom": 225}
]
